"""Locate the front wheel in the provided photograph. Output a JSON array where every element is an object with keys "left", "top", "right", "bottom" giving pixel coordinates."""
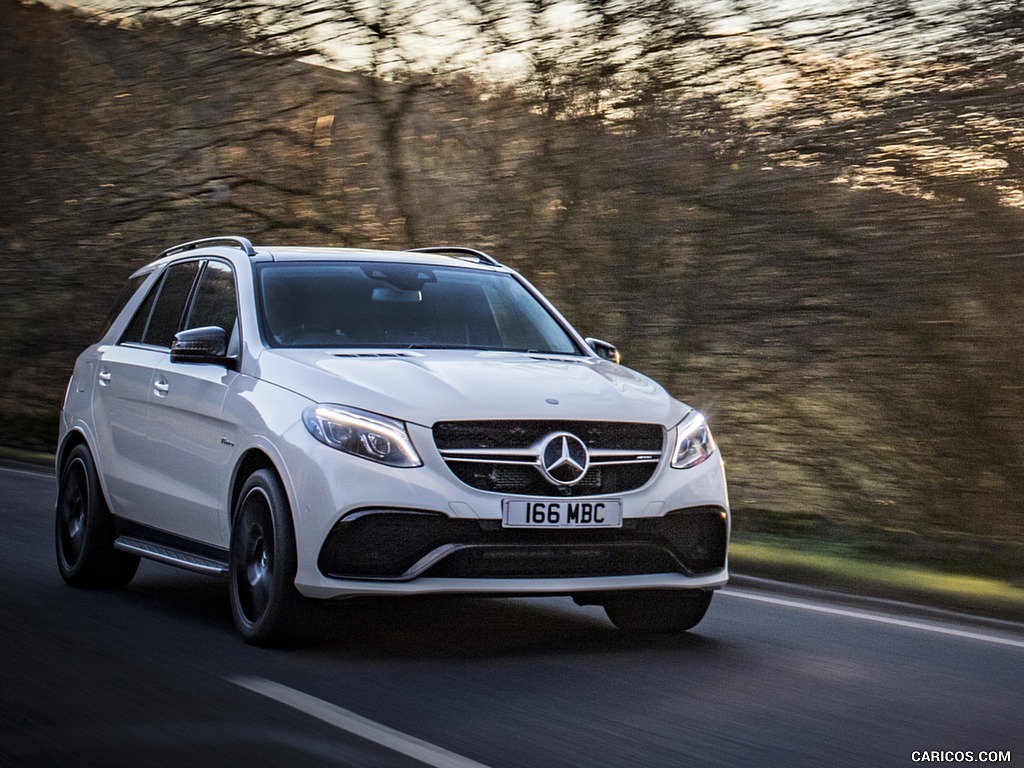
[
  {"left": 55, "top": 444, "right": 139, "bottom": 588},
  {"left": 603, "top": 590, "right": 713, "bottom": 634},
  {"left": 229, "top": 469, "right": 311, "bottom": 646}
]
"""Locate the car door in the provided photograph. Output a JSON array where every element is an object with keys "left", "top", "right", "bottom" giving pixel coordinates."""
[
  {"left": 91, "top": 260, "right": 202, "bottom": 523},
  {"left": 146, "top": 260, "right": 241, "bottom": 546}
]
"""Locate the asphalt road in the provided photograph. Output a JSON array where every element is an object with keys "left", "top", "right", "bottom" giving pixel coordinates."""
[{"left": 2, "top": 465, "right": 1022, "bottom": 768}]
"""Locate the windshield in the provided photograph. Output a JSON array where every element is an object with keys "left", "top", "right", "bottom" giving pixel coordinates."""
[{"left": 256, "top": 261, "right": 582, "bottom": 354}]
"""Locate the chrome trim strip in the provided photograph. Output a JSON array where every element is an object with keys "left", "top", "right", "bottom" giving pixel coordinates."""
[
  {"left": 439, "top": 447, "right": 661, "bottom": 465},
  {"left": 588, "top": 448, "right": 662, "bottom": 459},
  {"left": 438, "top": 447, "right": 537, "bottom": 458},
  {"left": 588, "top": 455, "right": 661, "bottom": 465}
]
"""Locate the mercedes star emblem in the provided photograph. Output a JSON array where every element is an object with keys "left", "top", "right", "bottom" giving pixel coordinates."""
[{"left": 539, "top": 432, "right": 590, "bottom": 486}]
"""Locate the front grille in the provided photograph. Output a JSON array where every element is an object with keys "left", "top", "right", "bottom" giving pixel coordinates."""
[
  {"left": 433, "top": 420, "right": 664, "bottom": 496},
  {"left": 318, "top": 506, "right": 728, "bottom": 581}
]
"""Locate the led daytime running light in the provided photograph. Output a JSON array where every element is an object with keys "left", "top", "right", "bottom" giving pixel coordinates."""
[
  {"left": 672, "top": 410, "right": 716, "bottom": 469},
  {"left": 303, "top": 404, "right": 422, "bottom": 467}
]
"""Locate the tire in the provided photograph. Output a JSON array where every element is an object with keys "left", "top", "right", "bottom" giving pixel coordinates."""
[
  {"left": 229, "top": 469, "right": 311, "bottom": 646},
  {"left": 603, "top": 590, "right": 713, "bottom": 634},
  {"left": 55, "top": 444, "right": 140, "bottom": 588}
]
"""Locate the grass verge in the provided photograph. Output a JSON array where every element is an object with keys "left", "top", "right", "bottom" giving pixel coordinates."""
[
  {"left": 731, "top": 537, "right": 1024, "bottom": 623},
  {"left": 0, "top": 444, "right": 55, "bottom": 470}
]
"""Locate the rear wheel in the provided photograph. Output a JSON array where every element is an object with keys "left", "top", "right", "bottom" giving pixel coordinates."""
[
  {"left": 603, "top": 590, "right": 713, "bottom": 634},
  {"left": 229, "top": 469, "right": 311, "bottom": 646},
  {"left": 55, "top": 444, "right": 139, "bottom": 587}
]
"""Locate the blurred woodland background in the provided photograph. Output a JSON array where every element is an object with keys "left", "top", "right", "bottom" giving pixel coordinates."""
[{"left": 2, "top": 0, "right": 1023, "bottom": 579}]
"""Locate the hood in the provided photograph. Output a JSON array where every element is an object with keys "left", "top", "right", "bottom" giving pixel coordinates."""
[{"left": 255, "top": 349, "right": 689, "bottom": 427}]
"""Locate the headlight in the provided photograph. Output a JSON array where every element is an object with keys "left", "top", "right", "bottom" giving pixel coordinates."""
[
  {"left": 671, "top": 410, "right": 717, "bottom": 469},
  {"left": 303, "top": 404, "right": 422, "bottom": 467}
]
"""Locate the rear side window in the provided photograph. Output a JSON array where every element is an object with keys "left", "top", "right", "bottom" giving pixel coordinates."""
[
  {"left": 96, "top": 272, "right": 149, "bottom": 342},
  {"left": 120, "top": 261, "right": 202, "bottom": 349},
  {"left": 120, "top": 282, "right": 159, "bottom": 345}
]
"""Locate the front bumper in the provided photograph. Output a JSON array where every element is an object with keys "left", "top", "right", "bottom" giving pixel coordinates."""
[
  {"left": 279, "top": 421, "right": 730, "bottom": 600},
  {"left": 318, "top": 506, "right": 727, "bottom": 581}
]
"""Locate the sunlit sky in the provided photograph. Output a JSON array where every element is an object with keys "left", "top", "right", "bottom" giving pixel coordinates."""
[{"left": 57, "top": 0, "right": 988, "bottom": 72}]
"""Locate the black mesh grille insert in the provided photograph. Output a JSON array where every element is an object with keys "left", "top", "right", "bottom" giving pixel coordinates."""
[
  {"left": 318, "top": 506, "right": 727, "bottom": 581},
  {"left": 434, "top": 420, "right": 663, "bottom": 450},
  {"left": 425, "top": 542, "right": 680, "bottom": 579}
]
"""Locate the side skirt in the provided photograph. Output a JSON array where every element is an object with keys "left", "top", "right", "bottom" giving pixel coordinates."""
[{"left": 113, "top": 519, "right": 229, "bottom": 577}]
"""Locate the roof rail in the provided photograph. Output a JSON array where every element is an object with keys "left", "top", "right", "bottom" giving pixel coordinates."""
[
  {"left": 159, "top": 236, "right": 256, "bottom": 259},
  {"left": 408, "top": 246, "right": 503, "bottom": 267}
]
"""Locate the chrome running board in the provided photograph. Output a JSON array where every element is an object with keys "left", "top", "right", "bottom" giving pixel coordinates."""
[{"left": 114, "top": 536, "right": 229, "bottom": 577}]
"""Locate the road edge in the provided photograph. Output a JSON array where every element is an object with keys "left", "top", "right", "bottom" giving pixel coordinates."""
[{"left": 728, "top": 574, "right": 1024, "bottom": 634}]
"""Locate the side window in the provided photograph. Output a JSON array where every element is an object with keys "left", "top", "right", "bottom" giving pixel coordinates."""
[
  {"left": 120, "top": 261, "right": 202, "bottom": 349},
  {"left": 120, "top": 278, "right": 160, "bottom": 345},
  {"left": 96, "top": 272, "right": 150, "bottom": 342},
  {"left": 185, "top": 261, "right": 237, "bottom": 336}
]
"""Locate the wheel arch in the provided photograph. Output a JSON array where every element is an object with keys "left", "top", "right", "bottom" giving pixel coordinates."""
[
  {"left": 56, "top": 428, "right": 90, "bottom": 475},
  {"left": 55, "top": 428, "right": 124, "bottom": 523},
  {"left": 229, "top": 449, "right": 285, "bottom": 525}
]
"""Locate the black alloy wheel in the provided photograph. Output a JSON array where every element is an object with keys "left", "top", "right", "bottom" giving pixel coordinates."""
[
  {"left": 55, "top": 443, "right": 139, "bottom": 587},
  {"left": 229, "top": 468, "right": 311, "bottom": 646}
]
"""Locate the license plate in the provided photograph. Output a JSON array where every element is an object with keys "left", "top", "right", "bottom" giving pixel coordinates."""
[{"left": 502, "top": 499, "right": 623, "bottom": 528}]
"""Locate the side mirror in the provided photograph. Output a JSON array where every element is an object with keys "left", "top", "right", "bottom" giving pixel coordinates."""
[
  {"left": 585, "top": 337, "right": 621, "bottom": 364},
  {"left": 171, "top": 326, "right": 232, "bottom": 366}
]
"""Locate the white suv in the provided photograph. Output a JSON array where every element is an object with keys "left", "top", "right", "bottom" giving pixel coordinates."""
[{"left": 56, "top": 236, "right": 729, "bottom": 645}]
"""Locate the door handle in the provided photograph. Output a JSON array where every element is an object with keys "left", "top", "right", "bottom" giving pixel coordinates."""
[
  {"left": 153, "top": 379, "right": 170, "bottom": 397},
  {"left": 98, "top": 370, "right": 112, "bottom": 386}
]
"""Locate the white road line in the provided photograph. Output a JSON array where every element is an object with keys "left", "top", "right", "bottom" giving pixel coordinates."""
[
  {"left": 720, "top": 589, "right": 1024, "bottom": 650},
  {"left": 228, "top": 676, "right": 495, "bottom": 768}
]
